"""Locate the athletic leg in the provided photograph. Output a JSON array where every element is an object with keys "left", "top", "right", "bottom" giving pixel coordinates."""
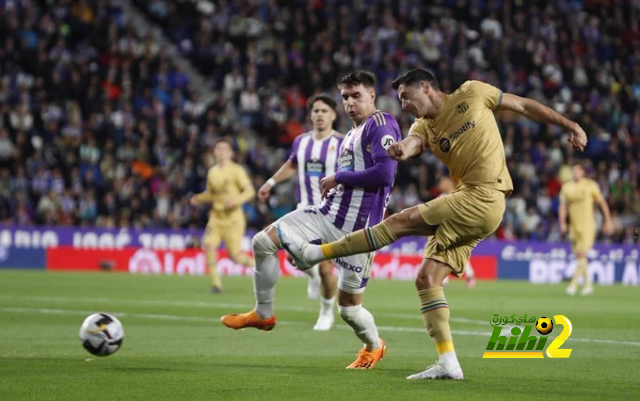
[
  {"left": 278, "top": 205, "right": 436, "bottom": 269},
  {"left": 408, "top": 258, "right": 463, "bottom": 380},
  {"left": 313, "top": 260, "right": 336, "bottom": 331},
  {"left": 335, "top": 251, "right": 385, "bottom": 369},
  {"left": 204, "top": 223, "right": 223, "bottom": 292},
  {"left": 221, "top": 209, "right": 325, "bottom": 330},
  {"left": 223, "top": 217, "right": 255, "bottom": 269}
]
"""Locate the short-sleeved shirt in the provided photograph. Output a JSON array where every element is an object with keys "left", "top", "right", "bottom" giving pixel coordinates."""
[
  {"left": 288, "top": 131, "right": 343, "bottom": 208},
  {"left": 560, "top": 178, "right": 603, "bottom": 230},
  {"left": 205, "top": 161, "right": 253, "bottom": 220},
  {"left": 408, "top": 80, "right": 513, "bottom": 194}
]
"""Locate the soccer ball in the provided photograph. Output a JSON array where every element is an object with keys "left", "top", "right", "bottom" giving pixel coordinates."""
[
  {"left": 79, "top": 313, "right": 124, "bottom": 356},
  {"left": 535, "top": 317, "right": 553, "bottom": 335}
]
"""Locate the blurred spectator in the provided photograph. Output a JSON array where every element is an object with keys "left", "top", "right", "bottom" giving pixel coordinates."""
[{"left": 0, "top": 0, "right": 636, "bottom": 245}]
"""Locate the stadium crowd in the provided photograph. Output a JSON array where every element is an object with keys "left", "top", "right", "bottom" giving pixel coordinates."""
[{"left": 0, "top": 0, "right": 639, "bottom": 244}]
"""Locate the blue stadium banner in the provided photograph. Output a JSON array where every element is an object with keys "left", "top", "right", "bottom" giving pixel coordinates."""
[
  {"left": 497, "top": 243, "right": 640, "bottom": 286},
  {"left": 0, "top": 247, "right": 46, "bottom": 269}
]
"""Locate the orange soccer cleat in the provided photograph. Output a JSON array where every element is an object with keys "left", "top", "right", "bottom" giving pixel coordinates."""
[
  {"left": 346, "top": 339, "right": 387, "bottom": 369},
  {"left": 220, "top": 310, "right": 276, "bottom": 331}
]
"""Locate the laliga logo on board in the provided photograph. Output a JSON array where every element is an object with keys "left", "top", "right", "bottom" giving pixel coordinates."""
[{"left": 128, "top": 249, "right": 206, "bottom": 275}]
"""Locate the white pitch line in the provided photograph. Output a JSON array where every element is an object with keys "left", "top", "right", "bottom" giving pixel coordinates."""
[
  {"left": 2, "top": 306, "right": 639, "bottom": 348},
  {"left": 0, "top": 295, "right": 485, "bottom": 325}
]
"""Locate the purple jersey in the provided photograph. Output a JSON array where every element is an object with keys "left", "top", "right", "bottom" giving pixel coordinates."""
[
  {"left": 289, "top": 131, "right": 344, "bottom": 208},
  {"left": 319, "top": 111, "right": 401, "bottom": 232}
]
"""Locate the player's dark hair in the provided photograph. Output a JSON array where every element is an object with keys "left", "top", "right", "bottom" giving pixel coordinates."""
[
  {"left": 337, "top": 70, "right": 377, "bottom": 89},
  {"left": 308, "top": 94, "right": 337, "bottom": 111},
  {"left": 214, "top": 137, "right": 233, "bottom": 148},
  {"left": 392, "top": 69, "right": 440, "bottom": 91}
]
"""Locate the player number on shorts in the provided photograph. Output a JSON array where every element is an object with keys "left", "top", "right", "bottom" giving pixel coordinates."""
[{"left": 545, "top": 315, "right": 573, "bottom": 358}]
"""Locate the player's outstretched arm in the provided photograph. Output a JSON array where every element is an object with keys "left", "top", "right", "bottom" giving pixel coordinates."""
[
  {"left": 499, "top": 94, "right": 587, "bottom": 152},
  {"left": 558, "top": 192, "right": 568, "bottom": 234},
  {"left": 387, "top": 136, "right": 423, "bottom": 161},
  {"left": 320, "top": 159, "right": 395, "bottom": 198},
  {"left": 594, "top": 187, "right": 614, "bottom": 235},
  {"left": 191, "top": 172, "right": 214, "bottom": 206},
  {"left": 231, "top": 167, "right": 257, "bottom": 208},
  {"left": 597, "top": 197, "right": 614, "bottom": 235},
  {"left": 191, "top": 191, "right": 213, "bottom": 205},
  {"left": 258, "top": 160, "right": 297, "bottom": 202},
  {"left": 320, "top": 124, "right": 399, "bottom": 198}
]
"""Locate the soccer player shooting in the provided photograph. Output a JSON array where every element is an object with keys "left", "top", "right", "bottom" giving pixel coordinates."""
[{"left": 278, "top": 68, "right": 588, "bottom": 380}]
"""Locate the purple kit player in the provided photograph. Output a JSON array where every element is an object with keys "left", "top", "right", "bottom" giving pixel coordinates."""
[
  {"left": 256, "top": 94, "right": 344, "bottom": 331},
  {"left": 222, "top": 71, "right": 401, "bottom": 370}
]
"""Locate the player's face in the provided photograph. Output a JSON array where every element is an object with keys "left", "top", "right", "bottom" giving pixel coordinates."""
[
  {"left": 339, "top": 84, "right": 376, "bottom": 124},
  {"left": 397, "top": 83, "right": 432, "bottom": 117},
  {"left": 571, "top": 165, "right": 585, "bottom": 181},
  {"left": 215, "top": 142, "right": 232, "bottom": 162},
  {"left": 310, "top": 100, "right": 336, "bottom": 131}
]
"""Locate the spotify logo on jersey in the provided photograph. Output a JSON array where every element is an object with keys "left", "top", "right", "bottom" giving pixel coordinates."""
[{"left": 440, "top": 138, "right": 451, "bottom": 153}]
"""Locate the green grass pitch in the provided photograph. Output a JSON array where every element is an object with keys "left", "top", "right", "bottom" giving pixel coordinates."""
[{"left": 1, "top": 270, "right": 639, "bottom": 400}]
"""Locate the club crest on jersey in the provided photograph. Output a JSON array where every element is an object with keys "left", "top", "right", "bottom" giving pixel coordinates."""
[
  {"left": 305, "top": 159, "right": 326, "bottom": 176},
  {"left": 381, "top": 135, "right": 395, "bottom": 150},
  {"left": 457, "top": 101, "right": 469, "bottom": 114},
  {"left": 338, "top": 149, "right": 355, "bottom": 171}
]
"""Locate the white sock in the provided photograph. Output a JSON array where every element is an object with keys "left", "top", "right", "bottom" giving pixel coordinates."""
[
  {"left": 338, "top": 304, "right": 381, "bottom": 350},
  {"left": 303, "top": 244, "right": 325, "bottom": 265},
  {"left": 252, "top": 231, "right": 280, "bottom": 319},
  {"left": 439, "top": 351, "right": 460, "bottom": 370},
  {"left": 320, "top": 297, "right": 334, "bottom": 316},
  {"left": 466, "top": 263, "right": 475, "bottom": 278}
]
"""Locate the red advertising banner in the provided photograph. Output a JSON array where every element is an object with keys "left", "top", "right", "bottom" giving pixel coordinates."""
[{"left": 46, "top": 246, "right": 497, "bottom": 279}]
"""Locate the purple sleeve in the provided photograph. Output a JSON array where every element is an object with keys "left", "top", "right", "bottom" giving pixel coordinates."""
[
  {"left": 288, "top": 136, "right": 301, "bottom": 164},
  {"left": 334, "top": 136, "right": 345, "bottom": 171},
  {"left": 335, "top": 122, "right": 399, "bottom": 189}
]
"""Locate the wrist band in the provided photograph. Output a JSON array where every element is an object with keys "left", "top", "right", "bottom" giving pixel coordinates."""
[{"left": 267, "top": 178, "right": 276, "bottom": 187}]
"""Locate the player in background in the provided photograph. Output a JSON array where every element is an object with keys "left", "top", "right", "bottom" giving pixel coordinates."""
[
  {"left": 279, "top": 68, "right": 588, "bottom": 380},
  {"left": 222, "top": 70, "right": 401, "bottom": 370},
  {"left": 257, "top": 94, "right": 343, "bottom": 331},
  {"left": 437, "top": 177, "right": 476, "bottom": 289},
  {"left": 190, "top": 139, "right": 256, "bottom": 293},
  {"left": 559, "top": 161, "right": 612, "bottom": 296}
]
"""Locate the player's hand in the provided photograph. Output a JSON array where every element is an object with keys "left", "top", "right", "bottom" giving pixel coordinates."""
[
  {"left": 560, "top": 223, "right": 568, "bottom": 234},
  {"left": 258, "top": 182, "right": 272, "bottom": 202},
  {"left": 387, "top": 142, "right": 409, "bottom": 161},
  {"left": 603, "top": 221, "right": 614, "bottom": 236},
  {"left": 567, "top": 123, "right": 588, "bottom": 152},
  {"left": 321, "top": 174, "right": 338, "bottom": 199},
  {"left": 224, "top": 200, "right": 237, "bottom": 210},
  {"left": 190, "top": 196, "right": 199, "bottom": 206}
]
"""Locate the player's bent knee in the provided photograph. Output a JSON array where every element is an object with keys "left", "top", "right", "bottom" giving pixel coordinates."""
[
  {"left": 337, "top": 290, "right": 363, "bottom": 308},
  {"left": 415, "top": 259, "right": 451, "bottom": 290},
  {"left": 338, "top": 304, "right": 361, "bottom": 320},
  {"left": 252, "top": 230, "right": 277, "bottom": 256}
]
